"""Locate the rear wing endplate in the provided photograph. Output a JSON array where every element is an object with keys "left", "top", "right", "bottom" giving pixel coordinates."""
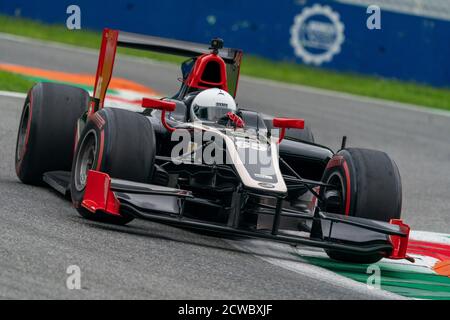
[{"left": 91, "top": 29, "right": 118, "bottom": 113}]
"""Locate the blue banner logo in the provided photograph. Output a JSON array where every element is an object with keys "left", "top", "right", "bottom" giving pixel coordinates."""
[{"left": 290, "top": 4, "right": 345, "bottom": 65}]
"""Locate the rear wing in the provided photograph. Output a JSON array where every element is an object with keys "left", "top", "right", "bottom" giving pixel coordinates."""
[
  {"left": 118, "top": 32, "right": 241, "bottom": 64},
  {"left": 91, "top": 28, "right": 243, "bottom": 112}
]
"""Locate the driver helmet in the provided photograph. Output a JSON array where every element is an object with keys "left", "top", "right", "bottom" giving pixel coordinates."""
[{"left": 190, "top": 88, "right": 237, "bottom": 123}]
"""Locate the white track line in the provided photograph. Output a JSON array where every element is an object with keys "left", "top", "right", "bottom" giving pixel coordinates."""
[
  {"left": 0, "top": 91, "right": 26, "bottom": 99},
  {"left": 229, "top": 239, "right": 405, "bottom": 299}
]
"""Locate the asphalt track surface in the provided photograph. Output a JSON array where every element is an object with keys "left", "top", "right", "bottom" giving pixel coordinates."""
[{"left": 0, "top": 35, "right": 449, "bottom": 299}]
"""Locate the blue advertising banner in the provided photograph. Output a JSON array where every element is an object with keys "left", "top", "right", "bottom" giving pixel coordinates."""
[{"left": 1, "top": 0, "right": 448, "bottom": 87}]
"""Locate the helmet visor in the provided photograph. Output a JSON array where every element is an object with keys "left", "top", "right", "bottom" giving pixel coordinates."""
[{"left": 193, "top": 105, "right": 233, "bottom": 122}]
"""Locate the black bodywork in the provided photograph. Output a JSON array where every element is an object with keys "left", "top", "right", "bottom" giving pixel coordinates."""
[
  {"left": 43, "top": 31, "right": 409, "bottom": 260},
  {"left": 45, "top": 84, "right": 406, "bottom": 261}
]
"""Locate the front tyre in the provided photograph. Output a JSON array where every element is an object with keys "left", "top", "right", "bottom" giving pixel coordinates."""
[
  {"left": 321, "top": 148, "right": 402, "bottom": 263},
  {"left": 70, "top": 108, "right": 156, "bottom": 225}
]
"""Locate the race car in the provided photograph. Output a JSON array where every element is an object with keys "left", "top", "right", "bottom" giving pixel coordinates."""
[{"left": 14, "top": 29, "right": 411, "bottom": 264}]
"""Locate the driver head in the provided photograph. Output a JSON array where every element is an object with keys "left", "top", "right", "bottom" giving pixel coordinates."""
[{"left": 190, "top": 88, "right": 237, "bottom": 123}]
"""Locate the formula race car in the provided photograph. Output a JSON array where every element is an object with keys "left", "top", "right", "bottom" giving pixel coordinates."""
[{"left": 15, "top": 29, "right": 411, "bottom": 264}]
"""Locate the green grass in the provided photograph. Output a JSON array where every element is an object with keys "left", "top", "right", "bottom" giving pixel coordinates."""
[
  {"left": 242, "top": 56, "right": 450, "bottom": 110},
  {"left": 0, "top": 70, "right": 35, "bottom": 93},
  {"left": 1, "top": 14, "right": 450, "bottom": 111}
]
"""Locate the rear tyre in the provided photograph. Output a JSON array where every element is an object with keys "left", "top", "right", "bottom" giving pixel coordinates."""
[
  {"left": 70, "top": 108, "right": 156, "bottom": 225},
  {"left": 321, "top": 148, "right": 402, "bottom": 263},
  {"left": 15, "top": 82, "right": 89, "bottom": 184}
]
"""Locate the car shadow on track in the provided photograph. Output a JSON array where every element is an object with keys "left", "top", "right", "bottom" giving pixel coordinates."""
[
  {"left": 26, "top": 184, "right": 310, "bottom": 264},
  {"left": 80, "top": 218, "right": 305, "bottom": 264}
]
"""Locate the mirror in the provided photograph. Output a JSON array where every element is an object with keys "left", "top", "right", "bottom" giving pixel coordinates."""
[{"left": 142, "top": 98, "right": 176, "bottom": 112}]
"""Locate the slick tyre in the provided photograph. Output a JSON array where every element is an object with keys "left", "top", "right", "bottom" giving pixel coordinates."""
[
  {"left": 321, "top": 148, "right": 402, "bottom": 263},
  {"left": 70, "top": 108, "right": 156, "bottom": 225},
  {"left": 15, "top": 82, "right": 89, "bottom": 185}
]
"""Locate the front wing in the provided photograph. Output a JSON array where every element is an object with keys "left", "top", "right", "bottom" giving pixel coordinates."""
[{"left": 80, "top": 170, "right": 410, "bottom": 261}]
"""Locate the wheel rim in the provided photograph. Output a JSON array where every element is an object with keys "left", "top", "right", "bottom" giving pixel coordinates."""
[
  {"left": 74, "top": 130, "right": 98, "bottom": 192},
  {"left": 16, "top": 102, "right": 30, "bottom": 164},
  {"left": 324, "top": 172, "right": 346, "bottom": 214}
]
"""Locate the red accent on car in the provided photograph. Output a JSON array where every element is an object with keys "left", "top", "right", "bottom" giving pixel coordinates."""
[
  {"left": 89, "top": 112, "right": 106, "bottom": 130},
  {"left": 273, "top": 118, "right": 305, "bottom": 129},
  {"left": 227, "top": 112, "right": 245, "bottom": 128},
  {"left": 232, "top": 51, "right": 243, "bottom": 98},
  {"left": 324, "top": 155, "right": 351, "bottom": 215},
  {"left": 160, "top": 111, "right": 176, "bottom": 132},
  {"left": 142, "top": 98, "right": 177, "bottom": 132},
  {"left": 142, "top": 98, "right": 176, "bottom": 111},
  {"left": 342, "top": 160, "right": 351, "bottom": 216},
  {"left": 16, "top": 91, "right": 33, "bottom": 175},
  {"left": 325, "top": 155, "right": 344, "bottom": 169},
  {"left": 24, "top": 92, "right": 33, "bottom": 155},
  {"left": 387, "top": 219, "right": 412, "bottom": 260},
  {"left": 81, "top": 170, "right": 121, "bottom": 216},
  {"left": 185, "top": 53, "right": 228, "bottom": 92},
  {"left": 272, "top": 118, "right": 305, "bottom": 143},
  {"left": 95, "top": 130, "right": 105, "bottom": 171},
  {"left": 73, "top": 123, "right": 78, "bottom": 158},
  {"left": 92, "top": 28, "right": 119, "bottom": 113}
]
